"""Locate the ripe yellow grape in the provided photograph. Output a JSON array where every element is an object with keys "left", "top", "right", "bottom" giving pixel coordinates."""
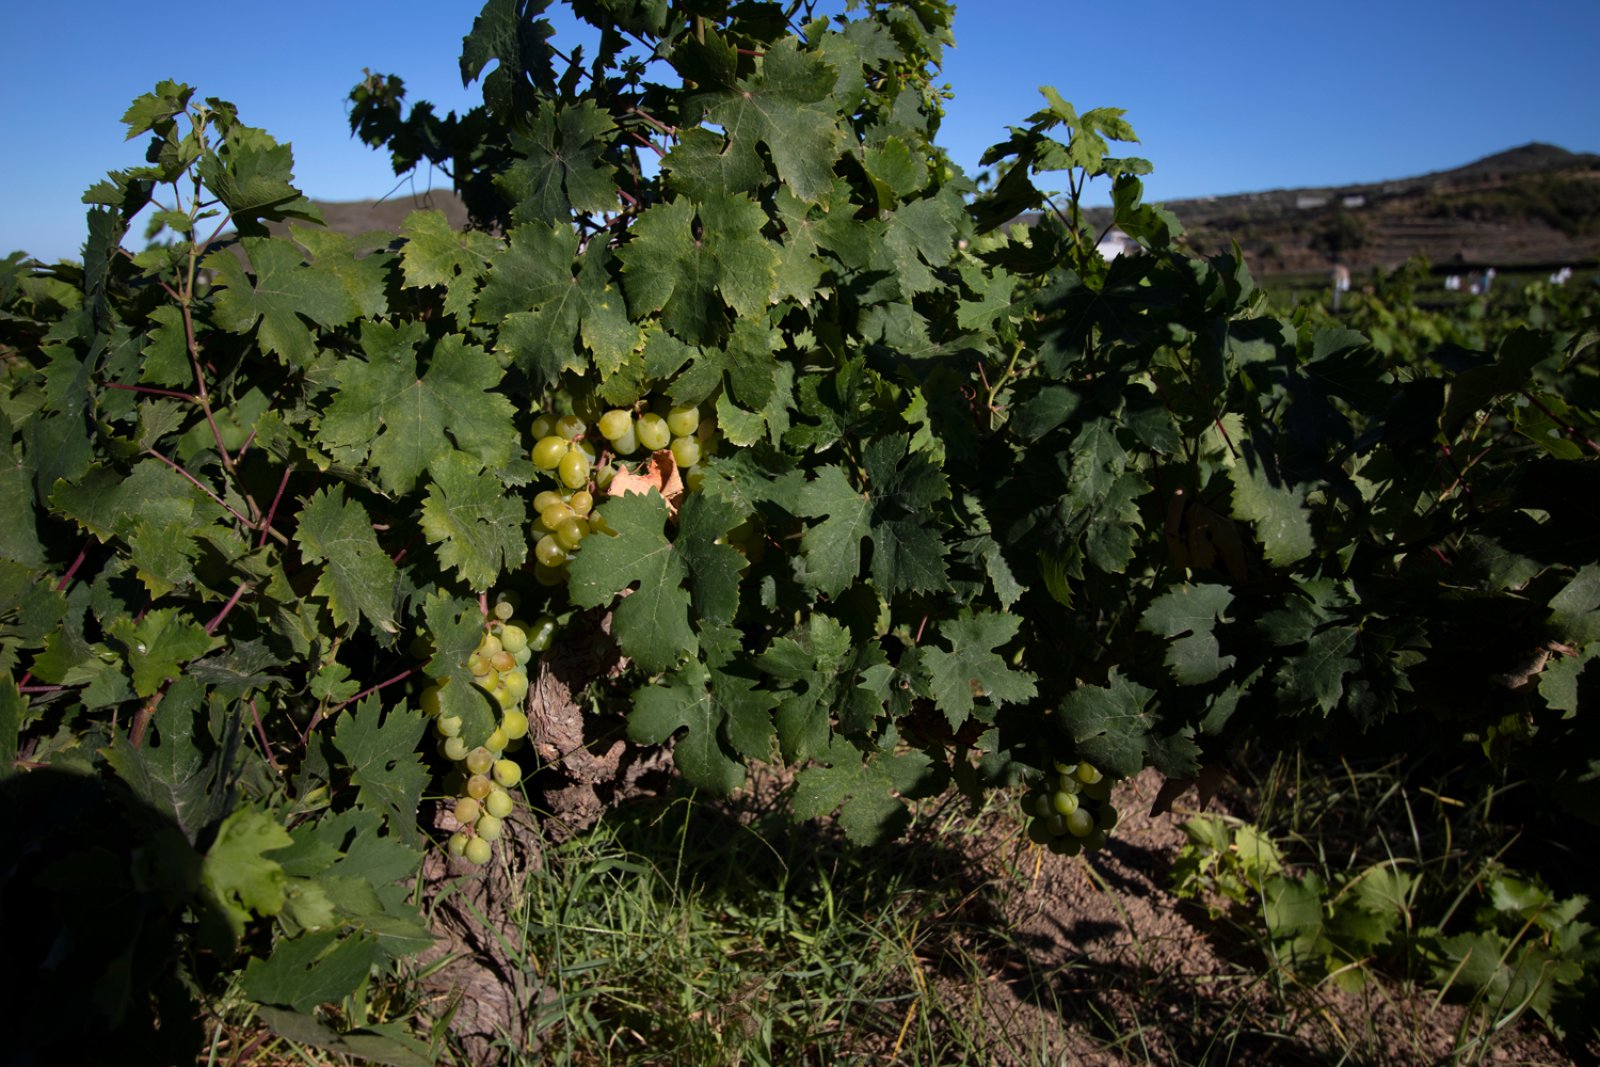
[
  {"left": 540, "top": 501, "right": 576, "bottom": 528},
  {"left": 442, "top": 736, "right": 469, "bottom": 761},
  {"left": 501, "top": 709, "right": 530, "bottom": 740},
  {"left": 670, "top": 435, "right": 701, "bottom": 468},
  {"left": 475, "top": 813, "right": 504, "bottom": 841},
  {"left": 636, "top": 413, "right": 671, "bottom": 451},
  {"left": 463, "top": 836, "right": 493, "bottom": 865},
  {"left": 485, "top": 788, "right": 515, "bottom": 819},
  {"left": 454, "top": 796, "right": 482, "bottom": 824},
  {"left": 533, "top": 490, "right": 565, "bottom": 513},
  {"left": 535, "top": 534, "right": 569, "bottom": 567},
  {"left": 465, "top": 746, "right": 494, "bottom": 775},
  {"left": 558, "top": 448, "right": 591, "bottom": 489},
  {"left": 492, "top": 759, "right": 522, "bottom": 788},
  {"left": 598, "top": 409, "right": 633, "bottom": 440},
  {"left": 448, "top": 831, "right": 470, "bottom": 857},
  {"left": 555, "top": 516, "right": 589, "bottom": 550},
  {"left": 465, "top": 773, "right": 493, "bottom": 800},
  {"left": 567, "top": 490, "right": 594, "bottom": 517}
]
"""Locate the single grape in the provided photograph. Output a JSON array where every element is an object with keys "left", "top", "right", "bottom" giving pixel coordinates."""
[
  {"left": 598, "top": 409, "right": 633, "bottom": 441},
  {"left": 533, "top": 489, "right": 565, "bottom": 514},
  {"left": 476, "top": 813, "right": 504, "bottom": 841},
  {"left": 466, "top": 652, "right": 491, "bottom": 677},
  {"left": 503, "top": 672, "right": 529, "bottom": 702},
  {"left": 540, "top": 501, "right": 576, "bottom": 529},
  {"left": 535, "top": 535, "right": 569, "bottom": 568},
  {"left": 1082, "top": 778, "right": 1113, "bottom": 802},
  {"left": 436, "top": 715, "right": 463, "bottom": 739},
  {"left": 512, "top": 645, "right": 533, "bottom": 667},
  {"left": 1026, "top": 819, "right": 1053, "bottom": 846},
  {"left": 555, "top": 517, "right": 589, "bottom": 551},
  {"left": 455, "top": 796, "right": 482, "bottom": 825},
  {"left": 485, "top": 727, "right": 509, "bottom": 752},
  {"left": 479, "top": 632, "right": 503, "bottom": 657},
  {"left": 527, "top": 615, "right": 558, "bottom": 652},
  {"left": 502, "top": 709, "right": 530, "bottom": 740},
  {"left": 1096, "top": 804, "right": 1119, "bottom": 831},
  {"left": 1082, "top": 829, "right": 1109, "bottom": 852},
  {"left": 1051, "top": 790, "right": 1080, "bottom": 816},
  {"left": 531, "top": 435, "right": 569, "bottom": 469},
  {"left": 442, "top": 735, "right": 469, "bottom": 762},
  {"left": 555, "top": 414, "right": 586, "bottom": 440},
  {"left": 683, "top": 465, "right": 706, "bottom": 493},
  {"left": 1048, "top": 836, "right": 1084, "bottom": 857},
  {"left": 493, "top": 759, "right": 522, "bottom": 788},
  {"left": 420, "top": 685, "right": 443, "bottom": 717},
  {"left": 1065, "top": 808, "right": 1094, "bottom": 837},
  {"left": 670, "top": 435, "right": 701, "bottom": 468},
  {"left": 1075, "top": 761, "right": 1104, "bottom": 785},
  {"left": 465, "top": 774, "right": 493, "bottom": 800},
  {"left": 464, "top": 836, "right": 493, "bottom": 865},
  {"left": 448, "top": 831, "right": 470, "bottom": 857},
  {"left": 529, "top": 414, "right": 556, "bottom": 440},
  {"left": 491, "top": 650, "right": 516, "bottom": 673},
  {"left": 1057, "top": 774, "right": 1081, "bottom": 795},
  {"left": 500, "top": 625, "right": 528, "bottom": 654},
  {"left": 1033, "top": 795, "right": 1053, "bottom": 820},
  {"left": 485, "top": 788, "right": 515, "bottom": 819},
  {"left": 636, "top": 413, "right": 671, "bottom": 451},
  {"left": 667, "top": 405, "right": 700, "bottom": 437},
  {"left": 1052, "top": 760, "right": 1075, "bottom": 775},
  {"left": 558, "top": 448, "right": 591, "bottom": 489},
  {"left": 568, "top": 490, "right": 594, "bottom": 517},
  {"left": 534, "top": 562, "right": 566, "bottom": 586},
  {"left": 465, "top": 746, "right": 494, "bottom": 776}
]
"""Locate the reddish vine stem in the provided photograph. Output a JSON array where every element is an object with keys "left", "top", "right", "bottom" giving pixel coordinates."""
[
  {"left": 247, "top": 697, "right": 281, "bottom": 774},
  {"left": 56, "top": 543, "right": 89, "bottom": 591},
  {"left": 129, "top": 691, "right": 163, "bottom": 748},
  {"left": 143, "top": 448, "right": 253, "bottom": 527},
  {"left": 258, "top": 466, "right": 294, "bottom": 549},
  {"left": 1520, "top": 390, "right": 1600, "bottom": 455},
  {"left": 102, "top": 381, "right": 198, "bottom": 402},
  {"left": 204, "top": 581, "right": 252, "bottom": 635}
]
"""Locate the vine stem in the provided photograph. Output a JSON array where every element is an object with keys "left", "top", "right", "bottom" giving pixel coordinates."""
[
  {"left": 248, "top": 697, "right": 281, "bottom": 774},
  {"left": 1520, "top": 390, "right": 1600, "bottom": 455},
  {"left": 204, "top": 581, "right": 252, "bottom": 635},
  {"left": 258, "top": 466, "right": 294, "bottom": 549}
]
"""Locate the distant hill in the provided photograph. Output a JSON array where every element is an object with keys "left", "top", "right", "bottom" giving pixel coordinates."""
[{"left": 1100, "top": 143, "right": 1600, "bottom": 278}]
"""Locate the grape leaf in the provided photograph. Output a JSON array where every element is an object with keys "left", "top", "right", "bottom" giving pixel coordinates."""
[
  {"left": 497, "top": 99, "right": 617, "bottom": 223},
  {"left": 102, "top": 677, "right": 233, "bottom": 842},
  {"left": 294, "top": 487, "right": 399, "bottom": 634},
  {"left": 1058, "top": 670, "right": 1199, "bottom": 779},
  {"left": 201, "top": 808, "right": 293, "bottom": 939},
  {"left": 1277, "top": 625, "right": 1360, "bottom": 714},
  {"left": 683, "top": 36, "right": 843, "bottom": 203},
  {"left": 628, "top": 660, "right": 777, "bottom": 793},
  {"left": 918, "top": 609, "right": 1038, "bottom": 729},
  {"left": 1139, "top": 583, "right": 1237, "bottom": 685},
  {"left": 1548, "top": 564, "right": 1600, "bottom": 645},
  {"left": 107, "top": 608, "right": 217, "bottom": 697},
  {"left": 420, "top": 593, "right": 498, "bottom": 750},
  {"left": 398, "top": 209, "right": 498, "bottom": 324},
  {"left": 758, "top": 615, "right": 892, "bottom": 759},
  {"left": 420, "top": 450, "right": 529, "bottom": 590},
  {"left": 1229, "top": 458, "right": 1314, "bottom": 567},
  {"left": 792, "top": 738, "right": 939, "bottom": 845},
  {"left": 240, "top": 929, "right": 380, "bottom": 1013},
  {"left": 196, "top": 127, "right": 323, "bottom": 236},
  {"left": 332, "top": 697, "right": 429, "bottom": 844},
  {"left": 674, "top": 491, "right": 747, "bottom": 625},
  {"left": 316, "top": 320, "right": 518, "bottom": 495},
  {"left": 617, "top": 194, "right": 777, "bottom": 346},
  {"left": 204, "top": 237, "right": 358, "bottom": 368},
  {"left": 567, "top": 490, "right": 694, "bottom": 672}
]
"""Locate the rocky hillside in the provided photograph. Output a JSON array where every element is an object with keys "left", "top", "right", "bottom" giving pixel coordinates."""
[{"left": 1090, "top": 143, "right": 1600, "bottom": 278}]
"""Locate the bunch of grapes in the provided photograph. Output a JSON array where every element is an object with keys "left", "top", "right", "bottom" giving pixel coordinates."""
[
  {"left": 1023, "top": 756, "right": 1122, "bottom": 856},
  {"left": 422, "top": 593, "right": 554, "bottom": 866}
]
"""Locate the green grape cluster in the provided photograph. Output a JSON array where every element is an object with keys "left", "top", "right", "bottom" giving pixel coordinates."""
[
  {"left": 422, "top": 593, "right": 550, "bottom": 866},
  {"left": 1023, "top": 757, "right": 1122, "bottom": 856}
]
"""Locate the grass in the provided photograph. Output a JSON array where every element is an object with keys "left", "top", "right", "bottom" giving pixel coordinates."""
[{"left": 201, "top": 748, "right": 1594, "bottom": 1067}]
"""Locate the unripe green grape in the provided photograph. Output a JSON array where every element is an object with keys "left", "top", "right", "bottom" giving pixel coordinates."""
[
  {"left": 512, "top": 645, "right": 533, "bottom": 667},
  {"left": 572, "top": 390, "right": 603, "bottom": 423},
  {"left": 1048, "top": 836, "right": 1084, "bottom": 857},
  {"left": 420, "top": 685, "right": 443, "bottom": 717},
  {"left": 555, "top": 414, "right": 586, "bottom": 440},
  {"left": 409, "top": 634, "right": 432, "bottom": 660},
  {"left": 485, "top": 788, "right": 515, "bottom": 819},
  {"left": 558, "top": 448, "right": 591, "bottom": 489},
  {"left": 1033, "top": 795, "right": 1053, "bottom": 820},
  {"left": 1096, "top": 804, "right": 1119, "bottom": 831},
  {"left": 1082, "top": 778, "right": 1112, "bottom": 801},
  {"left": 479, "top": 632, "right": 503, "bottom": 657},
  {"left": 437, "top": 715, "right": 463, "bottom": 738},
  {"left": 1047, "top": 814, "right": 1069, "bottom": 837},
  {"left": 666, "top": 405, "right": 700, "bottom": 437},
  {"left": 1075, "top": 761, "right": 1103, "bottom": 785},
  {"left": 1065, "top": 808, "right": 1094, "bottom": 837},
  {"left": 540, "top": 501, "right": 576, "bottom": 529},
  {"left": 695, "top": 416, "right": 717, "bottom": 441},
  {"left": 598, "top": 409, "right": 633, "bottom": 440},
  {"left": 454, "top": 796, "right": 482, "bottom": 825},
  {"left": 1057, "top": 774, "right": 1081, "bottom": 795},
  {"left": 464, "top": 836, "right": 493, "bottom": 865},
  {"left": 1053, "top": 760, "right": 1075, "bottom": 775},
  {"left": 443, "top": 736, "right": 469, "bottom": 762},
  {"left": 465, "top": 774, "right": 492, "bottom": 800},
  {"left": 532, "top": 435, "right": 569, "bottom": 469},
  {"left": 1082, "top": 829, "right": 1108, "bottom": 852},
  {"left": 604, "top": 422, "right": 636, "bottom": 456},
  {"left": 568, "top": 490, "right": 594, "bottom": 517},
  {"left": 486, "top": 678, "right": 509, "bottom": 706},
  {"left": 534, "top": 562, "right": 566, "bottom": 586},
  {"left": 555, "top": 517, "right": 589, "bottom": 550},
  {"left": 493, "top": 759, "right": 522, "bottom": 788},
  {"left": 527, "top": 615, "right": 557, "bottom": 652},
  {"left": 503, "top": 671, "right": 529, "bottom": 702},
  {"left": 500, "top": 625, "right": 528, "bottom": 654},
  {"left": 448, "top": 831, "right": 470, "bottom": 857},
  {"left": 465, "top": 746, "right": 494, "bottom": 776},
  {"left": 1027, "top": 818, "right": 1054, "bottom": 846},
  {"left": 670, "top": 435, "right": 701, "bottom": 468},
  {"left": 529, "top": 414, "right": 556, "bottom": 440},
  {"left": 485, "top": 726, "right": 509, "bottom": 752},
  {"left": 1051, "top": 790, "right": 1080, "bottom": 816},
  {"left": 536, "top": 535, "right": 569, "bottom": 568},
  {"left": 533, "top": 489, "right": 565, "bottom": 514},
  {"left": 636, "top": 413, "right": 671, "bottom": 451},
  {"left": 592, "top": 462, "right": 617, "bottom": 488},
  {"left": 576, "top": 439, "right": 597, "bottom": 463},
  {"left": 475, "top": 813, "right": 504, "bottom": 841},
  {"left": 502, "top": 709, "right": 530, "bottom": 740}
]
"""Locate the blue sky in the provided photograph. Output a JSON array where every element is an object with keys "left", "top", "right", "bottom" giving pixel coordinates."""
[{"left": 3, "top": 1, "right": 1597, "bottom": 263}]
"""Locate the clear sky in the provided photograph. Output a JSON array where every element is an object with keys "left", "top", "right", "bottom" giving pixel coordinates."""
[{"left": 3, "top": 1, "right": 1597, "bottom": 263}]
